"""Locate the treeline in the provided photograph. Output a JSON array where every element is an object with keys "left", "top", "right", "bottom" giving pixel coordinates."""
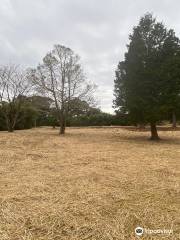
[
  {"left": 0, "top": 95, "right": 129, "bottom": 131},
  {"left": 68, "top": 113, "right": 129, "bottom": 127}
]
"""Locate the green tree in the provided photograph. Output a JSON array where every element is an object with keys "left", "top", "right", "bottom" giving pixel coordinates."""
[
  {"left": 114, "top": 13, "right": 180, "bottom": 140},
  {"left": 160, "top": 53, "right": 180, "bottom": 128}
]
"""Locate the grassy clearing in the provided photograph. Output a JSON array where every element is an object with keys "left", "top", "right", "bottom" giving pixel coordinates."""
[{"left": 0, "top": 127, "right": 179, "bottom": 239}]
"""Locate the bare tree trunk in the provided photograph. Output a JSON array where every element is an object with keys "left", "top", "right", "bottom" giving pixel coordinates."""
[
  {"left": 172, "top": 112, "right": 177, "bottom": 129},
  {"left": 150, "top": 122, "right": 160, "bottom": 140},
  {"left": 59, "top": 113, "right": 66, "bottom": 135},
  {"left": 7, "top": 120, "right": 14, "bottom": 132},
  {"left": 8, "top": 125, "right": 14, "bottom": 132},
  {"left": 5, "top": 116, "right": 14, "bottom": 132}
]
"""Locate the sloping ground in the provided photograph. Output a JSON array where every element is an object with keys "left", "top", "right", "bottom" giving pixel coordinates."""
[{"left": 0, "top": 127, "right": 179, "bottom": 240}]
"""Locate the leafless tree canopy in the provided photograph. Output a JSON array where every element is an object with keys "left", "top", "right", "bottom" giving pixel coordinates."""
[
  {"left": 0, "top": 65, "right": 31, "bottom": 132},
  {"left": 31, "top": 44, "right": 95, "bottom": 134}
]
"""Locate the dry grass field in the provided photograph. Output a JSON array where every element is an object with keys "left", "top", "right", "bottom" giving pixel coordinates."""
[{"left": 0, "top": 127, "right": 179, "bottom": 240}]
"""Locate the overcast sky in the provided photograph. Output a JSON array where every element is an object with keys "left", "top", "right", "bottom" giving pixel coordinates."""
[{"left": 0, "top": 0, "right": 179, "bottom": 112}]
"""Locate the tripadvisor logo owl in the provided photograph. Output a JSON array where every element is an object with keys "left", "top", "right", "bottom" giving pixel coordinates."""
[{"left": 135, "top": 227, "right": 144, "bottom": 236}]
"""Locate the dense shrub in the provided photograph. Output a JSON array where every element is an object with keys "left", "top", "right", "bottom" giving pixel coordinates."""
[{"left": 68, "top": 113, "right": 130, "bottom": 127}]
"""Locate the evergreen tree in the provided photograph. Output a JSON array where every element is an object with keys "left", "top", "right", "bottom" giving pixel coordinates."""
[{"left": 114, "top": 13, "right": 180, "bottom": 140}]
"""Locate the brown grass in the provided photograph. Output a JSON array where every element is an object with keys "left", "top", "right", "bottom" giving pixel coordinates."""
[{"left": 0, "top": 127, "right": 179, "bottom": 240}]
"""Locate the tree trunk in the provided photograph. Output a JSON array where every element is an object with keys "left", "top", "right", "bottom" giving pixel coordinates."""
[
  {"left": 59, "top": 114, "right": 66, "bottom": 135},
  {"left": 172, "top": 112, "right": 177, "bottom": 129},
  {"left": 150, "top": 122, "right": 160, "bottom": 140},
  {"left": 8, "top": 127, "right": 14, "bottom": 132},
  {"left": 7, "top": 122, "right": 14, "bottom": 132},
  {"left": 6, "top": 118, "right": 14, "bottom": 132}
]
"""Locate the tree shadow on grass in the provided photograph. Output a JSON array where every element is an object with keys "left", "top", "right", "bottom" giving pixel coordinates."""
[
  {"left": 39, "top": 127, "right": 180, "bottom": 146},
  {"left": 113, "top": 132, "right": 180, "bottom": 146}
]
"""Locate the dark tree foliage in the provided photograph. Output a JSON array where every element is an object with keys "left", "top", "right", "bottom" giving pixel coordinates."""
[
  {"left": 0, "top": 94, "right": 130, "bottom": 131},
  {"left": 69, "top": 112, "right": 130, "bottom": 127},
  {"left": 15, "top": 104, "right": 38, "bottom": 130},
  {"left": 25, "top": 96, "right": 53, "bottom": 127},
  {"left": 0, "top": 101, "right": 37, "bottom": 131},
  {"left": 114, "top": 13, "right": 180, "bottom": 140}
]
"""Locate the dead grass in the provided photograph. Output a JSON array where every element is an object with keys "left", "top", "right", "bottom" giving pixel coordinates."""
[{"left": 0, "top": 127, "right": 179, "bottom": 240}]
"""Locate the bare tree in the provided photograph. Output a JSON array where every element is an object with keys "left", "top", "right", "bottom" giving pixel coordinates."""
[
  {"left": 0, "top": 65, "right": 31, "bottom": 132},
  {"left": 31, "top": 44, "right": 95, "bottom": 134}
]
